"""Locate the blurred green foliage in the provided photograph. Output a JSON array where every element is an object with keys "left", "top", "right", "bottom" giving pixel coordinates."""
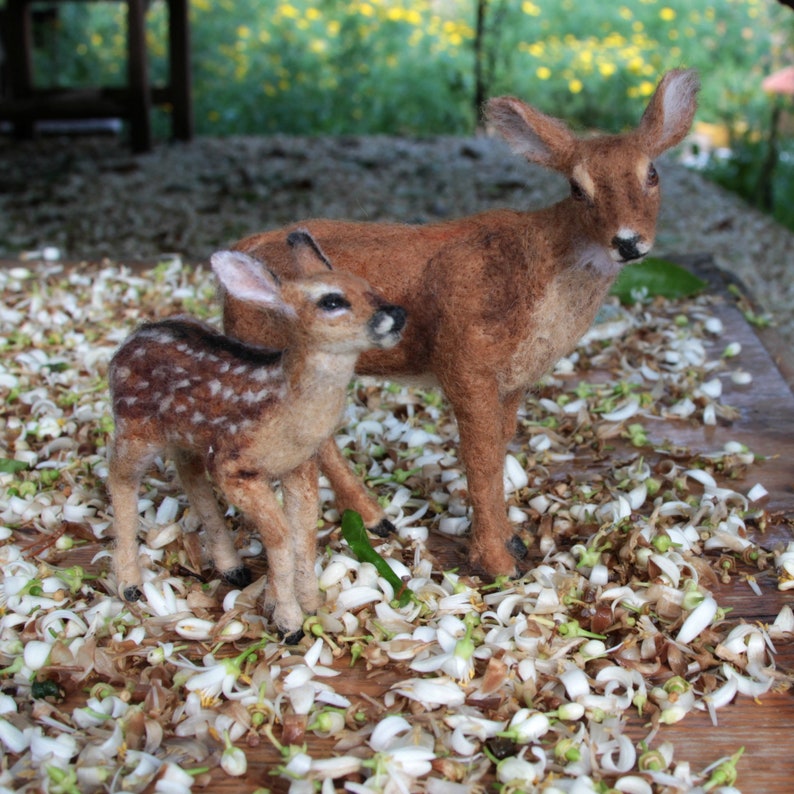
[
  {"left": 24, "top": 0, "right": 791, "bottom": 134},
  {"left": 19, "top": 0, "right": 794, "bottom": 228}
]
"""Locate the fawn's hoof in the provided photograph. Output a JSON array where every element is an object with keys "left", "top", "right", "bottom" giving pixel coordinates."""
[
  {"left": 122, "top": 584, "right": 143, "bottom": 602},
  {"left": 369, "top": 518, "right": 396, "bottom": 538},
  {"left": 507, "top": 534, "right": 529, "bottom": 561},
  {"left": 221, "top": 565, "right": 253, "bottom": 588},
  {"left": 279, "top": 626, "right": 304, "bottom": 645}
]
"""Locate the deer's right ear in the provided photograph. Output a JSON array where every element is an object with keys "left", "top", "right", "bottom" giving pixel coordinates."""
[
  {"left": 211, "top": 250, "right": 292, "bottom": 314},
  {"left": 485, "top": 96, "right": 576, "bottom": 173},
  {"left": 286, "top": 228, "right": 334, "bottom": 277}
]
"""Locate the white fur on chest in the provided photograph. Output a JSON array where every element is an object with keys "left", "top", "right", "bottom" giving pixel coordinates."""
[{"left": 499, "top": 258, "right": 613, "bottom": 395}]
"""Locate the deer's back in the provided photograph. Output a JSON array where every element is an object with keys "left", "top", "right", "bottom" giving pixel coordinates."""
[
  {"left": 110, "top": 318, "right": 286, "bottom": 450},
  {"left": 232, "top": 211, "right": 538, "bottom": 383}
]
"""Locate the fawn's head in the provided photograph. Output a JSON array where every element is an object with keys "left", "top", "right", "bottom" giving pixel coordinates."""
[
  {"left": 486, "top": 69, "right": 700, "bottom": 273},
  {"left": 212, "top": 230, "right": 406, "bottom": 355}
]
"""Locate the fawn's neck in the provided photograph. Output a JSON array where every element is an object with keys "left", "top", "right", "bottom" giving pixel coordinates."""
[{"left": 282, "top": 344, "right": 357, "bottom": 431}]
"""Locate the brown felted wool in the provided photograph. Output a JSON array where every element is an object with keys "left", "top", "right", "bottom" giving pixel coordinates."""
[
  {"left": 107, "top": 231, "right": 406, "bottom": 638},
  {"left": 224, "top": 70, "right": 700, "bottom": 578}
]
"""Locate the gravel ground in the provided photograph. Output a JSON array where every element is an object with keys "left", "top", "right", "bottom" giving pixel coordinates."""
[{"left": 1, "top": 132, "right": 792, "bottom": 344}]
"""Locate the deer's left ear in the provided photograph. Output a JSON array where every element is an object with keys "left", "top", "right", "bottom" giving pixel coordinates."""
[
  {"left": 637, "top": 69, "right": 700, "bottom": 158},
  {"left": 286, "top": 228, "right": 334, "bottom": 276}
]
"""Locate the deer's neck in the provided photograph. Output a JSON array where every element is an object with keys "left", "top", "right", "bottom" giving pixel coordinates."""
[
  {"left": 233, "top": 346, "right": 357, "bottom": 477},
  {"left": 533, "top": 200, "right": 623, "bottom": 279},
  {"left": 282, "top": 345, "right": 357, "bottom": 435},
  {"left": 494, "top": 207, "right": 622, "bottom": 395}
]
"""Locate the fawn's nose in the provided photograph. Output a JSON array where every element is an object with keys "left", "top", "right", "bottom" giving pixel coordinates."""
[
  {"left": 370, "top": 305, "right": 406, "bottom": 340},
  {"left": 611, "top": 230, "right": 650, "bottom": 263}
]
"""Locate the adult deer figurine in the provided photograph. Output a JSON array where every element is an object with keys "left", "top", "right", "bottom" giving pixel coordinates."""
[
  {"left": 225, "top": 69, "right": 699, "bottom": 578},
  {"left": 107, "top": 230, "right": 406, "bottom": 641}
]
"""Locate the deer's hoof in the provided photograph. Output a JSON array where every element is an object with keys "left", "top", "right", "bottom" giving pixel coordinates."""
[
  {"left": 122, "top": 584, "right": 143, "bottom": 602},
  {"left": 222, "top": 565, "right": 253, "bottom": 588},
  {"left": 369, "top": 518, "right": 396, "bottom": 538},
  {"left": 280, "top": 626, "right": 304, "bottom": 646},
  {"left": 507, "top": 534, "right": 529, "bottom": 561}
]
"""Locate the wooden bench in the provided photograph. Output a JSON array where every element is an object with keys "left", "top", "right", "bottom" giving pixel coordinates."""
[{"left": 0, "top": 0, "right": 192, "bottom": 152}]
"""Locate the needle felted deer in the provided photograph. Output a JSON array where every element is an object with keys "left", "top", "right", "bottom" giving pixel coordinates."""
[
  {"left": 107, "top": 230, "right": 406, "bottom": 640},
  {"left": 225, "top": 69, "right": 700, "bottom": 579}
]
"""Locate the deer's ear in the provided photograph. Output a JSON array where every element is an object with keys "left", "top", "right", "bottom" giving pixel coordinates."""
[
  {"left": 211, "top": 250, "right": 292, "bottom": 314},
  {"left": 485, "top": 96, "right": 577, "bottom": 173},
  {"left": 636, "top": 69, "right": 700, "bottom": 157},
  {"left": 286, "top": 228, "right": 334, "bottom": 276}
]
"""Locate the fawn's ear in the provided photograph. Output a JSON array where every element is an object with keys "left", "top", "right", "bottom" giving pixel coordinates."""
[
  {"left": 211, "top": 250, "right": 293, "bottom": 314},
  {"left": 286, "top": 228, "right": 334, "bottom": 277},
  {"left": 636, "top": 69, "right": 700, "bottom": 158},
  {"left": 485, "top": 96, "right": 577, "bottom": 173}
]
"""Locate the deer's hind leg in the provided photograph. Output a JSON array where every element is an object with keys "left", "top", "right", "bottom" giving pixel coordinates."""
[
  {"left": 173, "top": 449, "right": 250, "bottom": 588},
  {"left": 215, "top": 466, "right": 303, "bottom": 642},
  {"left": 108, "top": 435, "right": 159, "bottom": 601},
  {"left": 319, "top": 439, "right": 394, "bottom": 537}
]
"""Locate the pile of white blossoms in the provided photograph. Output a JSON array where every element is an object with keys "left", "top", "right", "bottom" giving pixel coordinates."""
[{"left": 0, "top": 259, "right": 791, "bottom": 793}]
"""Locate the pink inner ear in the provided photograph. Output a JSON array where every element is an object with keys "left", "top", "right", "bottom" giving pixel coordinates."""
[{"left": 212, "top": 251, "right": 283, "bottom": 308}]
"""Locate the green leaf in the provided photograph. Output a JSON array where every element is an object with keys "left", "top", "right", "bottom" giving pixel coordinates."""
[
  {"left": 611, "top": 258, "right": 707, "bottom": 305},
  {"left": 340, "top": 510, "right": 414, "bottom": 607},
  {"left": 0, "top": 458, "right": 29, "bottom": 474}
]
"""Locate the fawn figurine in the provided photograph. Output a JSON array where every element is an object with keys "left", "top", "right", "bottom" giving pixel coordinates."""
[
  {"left": 225, "top": 70, "right": 700, "bottom": 578},
  {"left": 107, "top": 230, "right": 406, "bottom": 640}
]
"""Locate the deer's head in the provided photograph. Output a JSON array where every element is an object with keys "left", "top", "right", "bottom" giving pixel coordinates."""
[
  {"left": 486, "top": 69, "right": 700, "bottom": 273},
  {"left": 213, "top": 231, "right": 406, "bottom": 357}
]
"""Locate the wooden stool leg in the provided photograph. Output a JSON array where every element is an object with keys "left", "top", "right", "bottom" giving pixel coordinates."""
[
  {"left": 127, "top": 0, "right": 151, "bottom": 152},
  {"left": 5, "top": 0, "right": 35, "bottom": 139},
  {"left": 168, "top": 0, "right": 193, "bottom": 141}
]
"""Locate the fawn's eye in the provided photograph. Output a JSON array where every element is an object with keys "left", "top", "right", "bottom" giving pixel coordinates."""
[
  {"left": 569, "top": 180, "right": 588, "bottom": 202},
  {"left": 317, "top": 293, "right": 351, "bottom": 312},
  {"left": 647, "top": 163, "right": 659, "bottom": 188}
]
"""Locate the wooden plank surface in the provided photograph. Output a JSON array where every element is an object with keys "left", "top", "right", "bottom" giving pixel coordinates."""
[
  {"left": 192, "top": 265, "right": 794, "bottom": 793},
  {"left": 10, "top": 260, "right": 794, "bottom": 793}
]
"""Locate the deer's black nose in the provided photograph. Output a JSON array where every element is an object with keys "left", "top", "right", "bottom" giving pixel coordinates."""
[
  {"left": 611, "top": 233, "right": 645, "bottom": 262},
  {"left": 383, "top": 305, "right": 407, "bottom": 334}
]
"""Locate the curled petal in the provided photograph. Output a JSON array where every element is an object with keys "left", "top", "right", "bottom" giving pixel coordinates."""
[
  {"left": 368, "top": 715, "right": 412, "bottom": 751},
  {"left": 676, "top": 596, "right": 718, "bottom": 644},
  {"left": 391, "top": 676, "right": 466, "bottom": 709}
]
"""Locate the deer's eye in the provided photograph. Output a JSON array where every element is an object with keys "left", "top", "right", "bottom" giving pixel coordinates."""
[
  {"left": 647, "top": 163, "right": 659, "bottom": 188},
  {"left": 317, "top": 293, "right": 351, "bottom": 312},
  {"left": 569, "top": 180, "right": 588, "bottom": 202}
]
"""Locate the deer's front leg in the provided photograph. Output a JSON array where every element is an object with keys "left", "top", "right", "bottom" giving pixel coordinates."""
[
  {"left": 318, "top": 438, "right": 394, "bottom": 537},
  {"left": 216, "top": 468, "right": 303, "bottom": 643},
  {"left": 281, "top": 459, "right": 321, "bottom": 614},
  {"left": 447, "top": 384, "right": 527, "bottom": 578}
]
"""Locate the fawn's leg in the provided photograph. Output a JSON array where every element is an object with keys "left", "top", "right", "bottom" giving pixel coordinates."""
[
  {"left": 281, "top": 459, "right": 321, "bottom": 614},
  {"left": 446, "top": 381, "right": 527, "bottom": 578},
  {"left": 318, "top": 439, "right": 394, "bottom": 537},
  {"left": 215, "top": 468, "right": 303, "bottom": 641},
  {"left": 173, "top": 449, "right": 250, "bottom": 588},
  {"left": 107, "top": 438, "right": 157, "bottom": 600}
]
